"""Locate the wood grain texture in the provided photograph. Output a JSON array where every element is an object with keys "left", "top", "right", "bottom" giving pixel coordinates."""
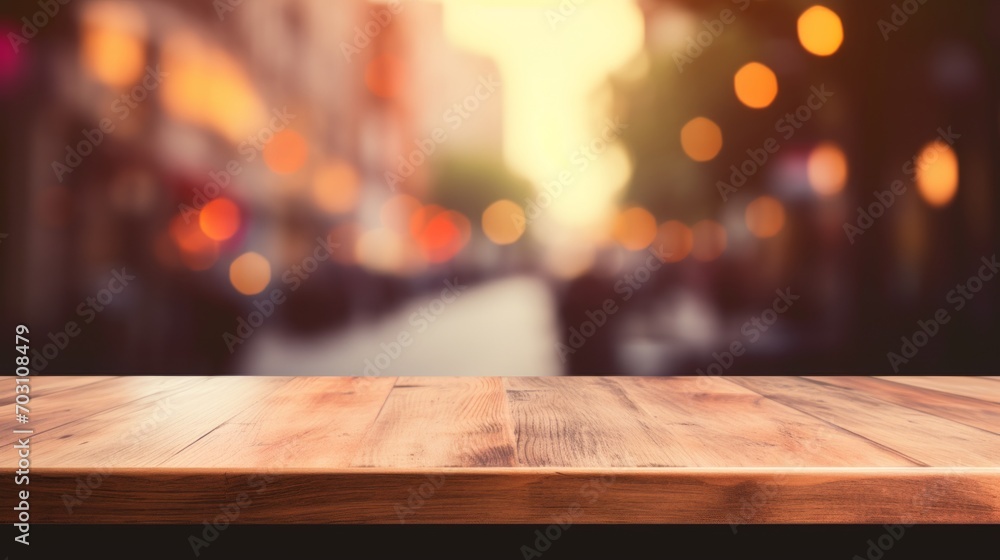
[
  {"left": 728, "top": 376, "right": 1000, "bottom": 467},
  {"left": 2, "top": 375, "right": 999, "bottom": 524},
  {"left": 875, "top": 376, "right": 1000, "bottom": 405},
  {"left": 352, "top": 377, "right": 517, "bottom": 467}
]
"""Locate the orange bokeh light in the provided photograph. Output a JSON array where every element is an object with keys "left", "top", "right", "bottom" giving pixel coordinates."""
[
  {"left": 198, "top": 198, "right": 241, "bottom": 241},
  {"left": 313, "top": 160, "right": 359, "bottom": 214},
  {"left": 263, "top": 129, "right": 308, "bottom": 175},
  {"left": 654, "top": 220, "right": 693, "bottom": 263},
  {"left": 734, "top": 62, "right": 778, "bottom": 109},
  {"left": 229, "top": 252, "right": 271, "bottom": 295},
  {"left": 915, "top": 141, "right": 959, "bottom": 208},
  {"left": 681, "top": 117, "right": 723, "bottom": 162},
  {"left": 418, "top": 210, "right": 470, "bottom": 263},
  {"left": 169, "top": 214, "right": 218, "bottom": 270},
  {"left": 613, "top": 207, "right": 658, "bottom": 250},
  {"left": 482, "top": 200, "right": 527, "bottom": 245},
  {"left": 807, "top": 143, "right": 848, "bottom": 196},
  {"left": 798, "top": 5, "right": 844, "bottom": 56},
  {"left": 745, "top": 196, "right": 787, "bottom": 238}
]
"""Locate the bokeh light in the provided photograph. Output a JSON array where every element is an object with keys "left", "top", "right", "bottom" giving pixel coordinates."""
[
  {"left": 745, "top": 196, "right": 787, "bottom": 238},
  {"left": 734, "top": 62, "right": 778, "bottom": 109},
  {"left": 229, "top": 252, "right": 271, "bottom": 295},
  {"left": 263, "top": 129, "right": 308, "bottom": 175},
  {"left": 613, "top": 207, "right": 658, "bottom": 250},
  {"left": 797, "top": 5, "right": 844, "bottom": 57},
  {"left": 915, "top": 141, "right": 959, "bottom": 207},
  {"left": 198, "top": 198, "right": 241, "bottom": 241},
  {"left": 654, "top": 220, "right": 693, "bottom": 263},
  {"left": 169, "top": 214, "right": 218, "bottom": 271},
  {"left": 680, "top": 117, "right": 723, "bottom": 162},
  {"left": 161, "top": 32, "right": 267, "bottom": 142},
  {"left": 482, "top": 200, "right": 527, "bottom": 245},
  {"left": 80, "top": 2, "right": 147, "bottom": 87},
  {"left": 417, "top": 210, "right": 471, "bottom": 263},
  {"left": 312, "top": 160, "right": 360, "bottom": 214},
  {"left": 807, "top": 143, "right": 848, "bottom": 196},
  {"left": 691, "top": 220, "right": 727, "bottom": 261}
]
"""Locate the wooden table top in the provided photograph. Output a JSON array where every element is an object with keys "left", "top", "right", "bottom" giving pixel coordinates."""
[{"left": 4, "top": 375, "right": 999, "bottom": 523}]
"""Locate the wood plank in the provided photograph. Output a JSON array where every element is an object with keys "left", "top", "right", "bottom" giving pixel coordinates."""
[
  {"left": 26, "top": 468, "right": 1000, "bottom": 524},
  {"left": 0, "top": 375, "right": 116, "bottom": 406},
  {"left": 0, "top": 375, "right": 202, "bottom": 446},
  {"left": 876, "top": 376, "right": 1000, "bottom": 405},
  {"left": 806, "top": 376, "right": 1000, "bottom": 435},
  {"left": 26, "top": 376, "right": 289, "bottom": 468},
  {"left": 614, "top": 376, "right": 916, "bottom": 466},
  {"left": 730, "top": 376, "right": 1000, "bottom": 467},
  {"left": 504, "top": 376, "right": 680, "bottom": 467},
  {"left": 351, "top": 377, "right": 517, "bottom": 467},
  {"left": 161, "top": 376, "right": 396, "bottom": 468},
  {"left": 2, "top": 375, "right": 998, "bottom": 524}
]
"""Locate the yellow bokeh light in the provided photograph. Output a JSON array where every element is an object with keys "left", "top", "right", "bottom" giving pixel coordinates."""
[
  {"left": 798, "top": 5, "right": 844, "bottom": 56},
  {"left": 691, "top": 220, "right": 727, "bottom": 261},
  {"left": 734, "top": 62, "right": 778, "bottom": 109},
  {"left": 654, "top": 220, "right": 693, "bottom": 263},
  {"left": 440, "top": 0, "right": 643, "bottom": 236},
  {"left": 161, "top": 32, "right": 267, "bottom": 142},
  {"left": 915, "top": 141, "right": 959, "bottom": 208},
  {"left": 681, "top": 117, "right": 723, "bottom": 162},
  {"left": 807, "top": 143, "right": 848, "bottom": 196},
  {"left": 80, "top": 2, "right": 147, "bottom": 87},
  {"left": 745, "top": 196, "right": 787, "bottom": 238},
  {"left": 613, "top": 207, "right": 658, "bottom": 250},
  {"left": 482, "top": 200, "right": 527, "bottom": 245},
  {"left": 229, "top": 252, "right": 271, "bottom": 296},
  {"left": 313, "top": 160, "right": 359, "bottom": 214}
]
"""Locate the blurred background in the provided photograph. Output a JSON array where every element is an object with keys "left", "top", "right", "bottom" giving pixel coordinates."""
[{"left": 1, "top": 0, "right": 997, "bottom": 376}]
